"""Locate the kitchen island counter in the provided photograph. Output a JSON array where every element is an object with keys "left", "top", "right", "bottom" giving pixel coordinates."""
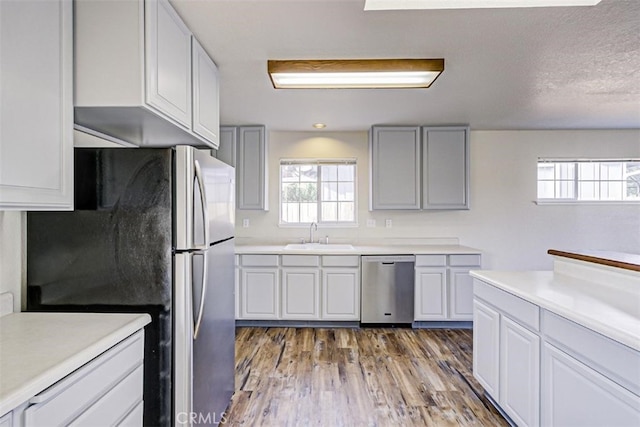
[
  {"left": 471, "top": 250, "right": 640, "bottom": 351},
  {"left": 0, "top": 312, "right": 151, "bottom": 415}
]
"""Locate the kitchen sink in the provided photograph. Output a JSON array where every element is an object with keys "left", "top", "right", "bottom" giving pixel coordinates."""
[{"left": 284, "top": 243, "right": 355, "bottom": 251}]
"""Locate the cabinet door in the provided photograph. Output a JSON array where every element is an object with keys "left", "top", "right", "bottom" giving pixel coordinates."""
[
  {"left": 237, "top": 126, "right": 268, "bottom": 210},
  {"left": 370, "top": 126, "right": 421, "bottom": 210},
  {"left": 422, "top": 126, "right": 469, "bottom": 210},
  {"left": 240, "top": 268, "right": 279, "bottom": 319},
  {"left": 281, "top": 268, "right": 320, "bottom": 320},
  {"left": 473, "top": 300, "right": 500, "bottom": 398},
  {"left": 191, "top": 37, "right": 219, "bottom": 147},
  {"left": 449, "top": 268, "right": 474, "bottom": 320},
  {"left": 215, "top": 127, "right": 237, "bottom": 167},
  {"left": 322, "top": 268, "right": 360, "bottom": 320},
  {"left": 414, "top": 267, "right": 447, "bottom": 320},
  {"left": 234, "top": 266, "right": 240, "bottom": 320},
  {"left": 0, "top": 0, "right": 73, "bottom": 210},
  {"left": 542, "top": 342, "right": 640, "bottom": 427},
  {"left": 499, "top": 316, "right": 540, "bottom": 427},
  {"left": 145, "top": 0, "right": 192, "bottom": 128}
]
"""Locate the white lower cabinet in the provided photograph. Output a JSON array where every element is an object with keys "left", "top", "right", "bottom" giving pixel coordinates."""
[
  {"left": 542, "top": 342, "right": 640, "bottom": 427},
  {"left": 473, "top": 297, "right": 540, "bottom": 426},
  {"left": 414, "top": 267, "right": 447, "bottom": 320},
  {"left": 322, "top": 268, "right": 360, "bottom": 320},
  {"left": 472, "top": 300, "right": 500, "bottom": 397},
  {"left": 0, "top": 412, "right": 11, "bottom": 427},
  {"left": 473, "top": 280, "right": 540, "bottom": 427},
  {"left": 234, "top": 256, "right": 240, "bottom": 319},
  {"left": 240, "top": 268, "right": 279, "bottom": 319},
  {"left": 237, "top": 254, "right": 360, "bottom": 321},
  {"left": 414, "top": 254, "right": 480, "bottom": 321},
  {"left": 12, "top": 331, "right": 145, "bottom": 427},
  {"left": 474, "top": 278, "right": 640, "bottom": 427},
  {"left": 281, "top": 268, "right": 320, "bottom": 319},
  {"left": 449, "top": 267, "right": 475, "bottom": 319},
  {"left": 499, "top": 316, "right": 540, "bottom": 427}
]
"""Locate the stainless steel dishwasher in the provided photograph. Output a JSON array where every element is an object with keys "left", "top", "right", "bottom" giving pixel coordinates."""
[{"left": 361, "top": 255, "right": 415, "bottom": 324}]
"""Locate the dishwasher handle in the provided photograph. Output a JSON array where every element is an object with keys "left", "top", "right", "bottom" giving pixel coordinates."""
[{"left": 362, "top": 255, "right": 415, "bottom": 263}]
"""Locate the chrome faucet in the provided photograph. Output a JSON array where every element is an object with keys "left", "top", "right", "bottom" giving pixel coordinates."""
[{"left": 309, "top": 222, "right": 318, "bottom": 244}]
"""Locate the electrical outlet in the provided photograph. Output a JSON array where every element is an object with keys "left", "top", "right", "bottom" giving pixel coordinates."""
[
  {"left": 242, "top": 219, "right": 250, "bottom": 228},
  {"left": 366, "top": 219, "right": 376, "bottom": 228},
  {"left": 385, "top": 219, "right": 392, "bottom": 228}
]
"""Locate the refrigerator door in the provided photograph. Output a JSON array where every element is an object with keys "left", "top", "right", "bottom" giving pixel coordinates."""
[
  {"left": 174, "top": 241, "right": 235, "bottom": 426},
  {"left": 174, "top": 252, "right": 194, "bottom": 423},
  {"left": 193, "top": 239, "right": 235, "bottom": 426},
  {"left": 175, "top": 146, "right": 235, "bottom": 250}
]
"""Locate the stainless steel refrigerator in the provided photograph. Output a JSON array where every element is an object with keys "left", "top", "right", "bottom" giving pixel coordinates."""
[{"left": 27, "top": 146, "right": 235, "bottom": 426}]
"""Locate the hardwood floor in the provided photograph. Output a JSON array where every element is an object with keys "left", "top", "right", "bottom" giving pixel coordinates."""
[{"left": 225, "top": 327, "right": 507, "bottom": 426}]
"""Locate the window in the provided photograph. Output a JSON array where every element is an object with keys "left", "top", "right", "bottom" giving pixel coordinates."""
[
  {"left": 537, "top": 159, "right": 640, "bottom": 202},
  {"left": 280, "top": 160, "right": 356, "bottom": 224}
]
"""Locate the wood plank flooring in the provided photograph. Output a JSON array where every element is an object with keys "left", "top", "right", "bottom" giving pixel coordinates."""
[{"left": 225, "top": 327, "right": 507, "bottom": 426}]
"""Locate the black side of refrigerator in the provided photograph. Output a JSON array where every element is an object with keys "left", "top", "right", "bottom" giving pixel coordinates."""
[{"left": 27, "top": 148, "right": 174, "bottom": 426}]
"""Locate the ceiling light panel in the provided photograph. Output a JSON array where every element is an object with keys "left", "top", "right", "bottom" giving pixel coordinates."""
[
  {"left": 268, "top": 59, "right": 444, "bottom": 89},
  {"left": 364, "top": 0, "right": 602, "bottom": 10}
]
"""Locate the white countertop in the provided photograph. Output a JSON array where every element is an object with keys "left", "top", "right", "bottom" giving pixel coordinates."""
[
  {"left": 470, "top": 270, "right": 640, "bottom": 351},
  {"left": 236, "top": 244, "right": 481, "bottom": 255},
  {"left": 0, "top": 312, "right": 151, "bottom": 415}
]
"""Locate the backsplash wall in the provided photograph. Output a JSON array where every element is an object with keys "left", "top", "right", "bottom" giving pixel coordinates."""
[{"left": 235, "top": 129, "right": 640, "bottom": 270}]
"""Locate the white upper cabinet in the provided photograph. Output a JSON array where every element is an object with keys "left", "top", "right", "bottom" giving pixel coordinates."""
[
  {"left": 214, "top": 127, "right": 237, "bottom": 167},
  {"left": 369, "top": 125, "right": 470, "bottom": 211},
  {"left": 422, "top": 126, "right": 470, "bottom": 210},
  {"left": 145, "top": 0, "right": 192, "bottom": 128},
  {"left": 369, "top": 126, "right": 421, "bottom": 210},
  {"left": 191, "top": 38, "right": 220, "bottom": 147},
  {"left": 237, "top": 126, "right": 268, "bottom": 210},
  {"left": 0, "top": 0, "right": 73, "bottom": 210},
  {"left": 74, "top": 0, "right": 219, "bottom": 148}
]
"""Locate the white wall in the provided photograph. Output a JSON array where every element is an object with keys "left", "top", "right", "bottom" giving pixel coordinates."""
[
  {"left": 0, "top": 211, "right": 25, "bottom": 312},
  {"left": 236, "top": 129, "right": 640, "bottom": 270}
]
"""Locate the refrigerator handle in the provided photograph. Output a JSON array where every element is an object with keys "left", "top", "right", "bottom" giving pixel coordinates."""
[
  {"left": 194, "top": 159, "right": 210, "bottom": 249},
  {"left": 193, "top": 250, "right": 208, "bottom": 340}
]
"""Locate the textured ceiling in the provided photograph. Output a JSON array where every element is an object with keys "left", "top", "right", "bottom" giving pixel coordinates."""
[{"left": 171, "top": 0, "right": 640, "bottom": 131}]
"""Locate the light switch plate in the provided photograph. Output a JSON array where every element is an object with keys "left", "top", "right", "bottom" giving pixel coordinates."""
[
  {"left": 366, "top": 219, "right": 376, "bottom": 227},
  {"left": 242, "top": 219, "right": 250, "bottom": 228},
  {"left": 385, "top": 219, "right": 392, "bottom": 228}
]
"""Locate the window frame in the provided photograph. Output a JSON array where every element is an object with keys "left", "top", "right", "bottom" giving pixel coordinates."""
[
  {"left": 279, "top": 158, "right": 358, "bottom": 227},
  {"left": 536, "top": 158, "right": 640, "bottom": 205}
]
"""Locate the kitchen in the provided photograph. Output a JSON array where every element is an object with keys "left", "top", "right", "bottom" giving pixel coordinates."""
[{"left": 1, "top": 0, "right": 639, "bottom": 426}]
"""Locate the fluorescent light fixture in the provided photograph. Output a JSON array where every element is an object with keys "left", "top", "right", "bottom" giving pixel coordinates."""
[
  {"left": 268, "top": 59, "right": 444, "bottom": 89},
  {"left": 364, "top": 0, "right": 602, "bottom": 10}
]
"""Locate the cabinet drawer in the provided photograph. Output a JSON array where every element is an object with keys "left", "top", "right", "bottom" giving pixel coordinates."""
[
  {"left": 119, "top": 400, "right": 144, "bottom": 426},
  {"left": 69, "top": 365, "right": 143, "bottom": 426},
  {"left": 0, "top": 412, "right": 11, "bottom": 427},
  {"left": 449, "top": 254, "right": 481, "bottom": 266},
  {"left": 543, "top": 310, "right": 640, "bottom": 395},
  {"left": 322, "top": 256, "right": 359, "bottom": 267},
  {"left": 474, "top": 280, "right": 539, "bottom": 331},
  {"left": 241, "top": 254, "right": 279, "bottom": 267},
  {"left": 25, "top": 331, "right": 144, "bottom": 426},
  {"left": 415, "top": 255, "right": 447, "bottom": 267},
  {"left": 281, "top": 255, "right": 320, "bottom": 267}
]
